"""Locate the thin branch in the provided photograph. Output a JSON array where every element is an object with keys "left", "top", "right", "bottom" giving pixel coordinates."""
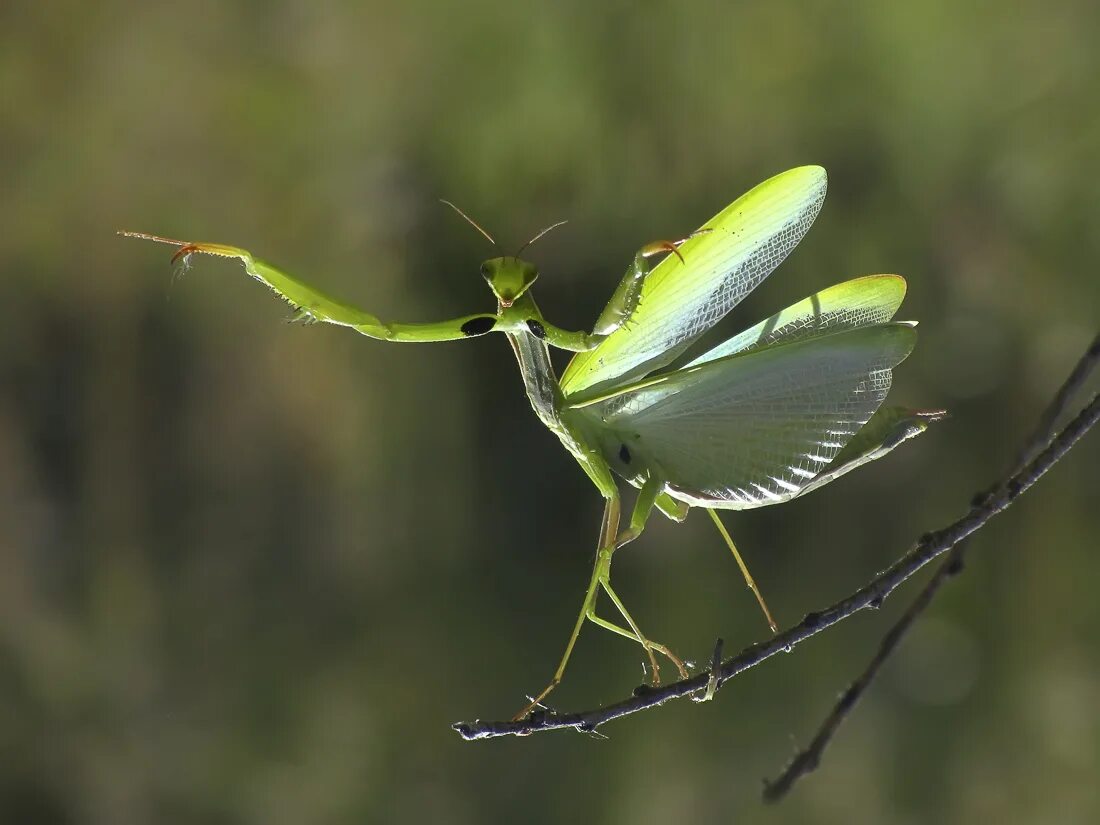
[
  {"left": 453, "top": 389, "right": 1100, "bottom": 740},
  {"left": 762, "top": 334, "right": 1100, "bottom": 802},
  {"left": 762, "top": 538, "right": 968, "bottom": 804},
  {"left": 1017, "top": 334, "right": 1100, "bottom": 466}
]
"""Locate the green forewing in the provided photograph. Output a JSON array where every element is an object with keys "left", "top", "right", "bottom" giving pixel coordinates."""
[
  {"left": 685, "top": 274, "right": 907, "bottom": 368},
  {"left": 561, "top": 166, "right": 828, "bottom": 398},
  {"left": 579, "top": 324, "right": 917, "bottom": 509}
]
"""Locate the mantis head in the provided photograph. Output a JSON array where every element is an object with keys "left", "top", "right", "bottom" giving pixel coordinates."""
[
  {"left": 481, "top": 257, "right": 538, "bottom": 307},
  {"left": 438, "top": 199, "right": 565, "bottom": 308}
]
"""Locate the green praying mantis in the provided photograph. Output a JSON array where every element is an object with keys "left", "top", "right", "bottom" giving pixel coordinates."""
[{"left": 123, "top": 165, "right": 943, "bottom": 719}]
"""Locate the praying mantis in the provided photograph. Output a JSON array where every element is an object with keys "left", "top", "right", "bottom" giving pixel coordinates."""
[{"left": 122, "top": 166, "right": 943, "bottom": 719}]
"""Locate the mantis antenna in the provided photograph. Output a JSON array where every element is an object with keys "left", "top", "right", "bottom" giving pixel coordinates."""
[
  {"left": 439, "top": 199, "right": 497, "bottom": 247},
  {"left": 440, "top": 199, "right": 567, "bottom": 260},
  {"left": 515, "top": 220, "right": 568, "bottom": 258}
]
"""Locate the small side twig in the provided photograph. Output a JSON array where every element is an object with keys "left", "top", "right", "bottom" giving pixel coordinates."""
[
  {"left": 453, "top": 389, "right": 1099, "bottom": 741},
  {"left": 693, "top": 638, "right": 724, "bottom": 703},
  {"left": 763, "top": 334, "right": 1100, "bottom": 802}
]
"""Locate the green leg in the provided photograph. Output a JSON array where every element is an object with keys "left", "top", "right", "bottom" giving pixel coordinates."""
[
  {"left": 514, "top": 477, "right": 688, "bottom": 719},
  {"left": 613, "top": 473, "right": 662, "bottom": 548},
  {"left": 599, "top": 578, "right": 689, "bottom": 681},
  {"left": 707, "top": 509, "right": 779, "bottom": 633},
  {"left": 512, "top": 494, "right": 622, "bottom": 720},
  {"left": 589, "top": 232, "right": 706, "bottom": 337},
  {"left": 584, "top": 611, "right": 684, "bottom": 683},
  {"left": 598, "top": 477, "right": 682, "bottom": 677},
  {"left": 119, "top": 233, "right": 498, "bottom": 342},
  {"left": 601, "top": 475, "right": 688, "bottom": 680},
  {"left": 539, "top": 229, "right": 712, "bottom": 352}
]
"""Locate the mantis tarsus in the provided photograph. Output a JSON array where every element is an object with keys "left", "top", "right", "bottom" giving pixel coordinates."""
[{"left": 122, "top": 166, "right": 943, "bottom": 719}]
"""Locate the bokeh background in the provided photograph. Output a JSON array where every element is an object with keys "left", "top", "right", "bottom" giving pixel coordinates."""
[{"left": 2, "top": 2, "right": 1098, "bottom": 823}]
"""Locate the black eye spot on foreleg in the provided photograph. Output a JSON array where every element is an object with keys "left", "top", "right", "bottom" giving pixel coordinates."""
[
  {"left": 461, "top": 317, "right": 496, "bottom": 336},
  {"left": 619, "top": 444, "right": 631, "bottom": 464},
  {"left": 526, "top": 319, "right": 546, "bottom": 339}
]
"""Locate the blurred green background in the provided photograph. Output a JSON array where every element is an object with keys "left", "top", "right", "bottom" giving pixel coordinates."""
[{"left": 2, "top": 1, "right": 1098, "bottom": 823}]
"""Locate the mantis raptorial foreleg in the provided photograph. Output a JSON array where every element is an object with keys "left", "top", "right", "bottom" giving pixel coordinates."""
[
  {"left": 118, "top": 233, "right": 499, "bottom": 342},
  {"left": 513, "top": 476, "right": 686, "bottom": 720},
  {"left": 537, "top": 231, "right": 711, "bottom": 352},
  {"left": 119, "top": 232, "right": 696, "bottom": 352}
]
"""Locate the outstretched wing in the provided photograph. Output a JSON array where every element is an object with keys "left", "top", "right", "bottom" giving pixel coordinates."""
[
  {"left": 571, "top": 324, "right": 917, "bottom": 509},
  {"left": 685, "top": 274, "right": 907, "bottom": 368},
  {"left": 561, "top": 166, "right": 828, "bottom": 398}
]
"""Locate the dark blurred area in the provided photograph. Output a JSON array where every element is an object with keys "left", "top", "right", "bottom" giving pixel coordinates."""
[{"left": 2, "top": 2, "right": 1098, "bottom": 823}]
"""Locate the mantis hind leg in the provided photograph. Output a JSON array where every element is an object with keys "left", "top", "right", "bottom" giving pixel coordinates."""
[
  {"left": 707, "top": 509, "right": 779, "bottom": 633},
  {"left": 512, "top": 495, "right": 621, "bottom": 720},
  {"left": 593, "top": 474, "right": 687, "bottom": 681},
  {"left": 598, "top": 578, "right": 689, "bottom": 681}
]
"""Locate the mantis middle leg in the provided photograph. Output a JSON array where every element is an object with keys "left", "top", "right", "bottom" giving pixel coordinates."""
[{"left": 513, "top": 477, "right": 687, "bottom": 720}]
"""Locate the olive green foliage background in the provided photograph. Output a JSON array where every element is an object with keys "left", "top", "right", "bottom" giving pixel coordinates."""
[{"left": 2, "top": 2, "right": 1098, "bottom": 823}]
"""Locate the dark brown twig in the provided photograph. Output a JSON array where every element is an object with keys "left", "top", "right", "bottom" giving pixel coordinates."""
[
  {"left": 454, "top": 388, "right": 1100, "bottom": 741},
  {"left": 1016, "top": 334, "right": 1100, "bottom": 467},
  {"left": 762, "top": 334, "right": 1100, "bottom": 802}
]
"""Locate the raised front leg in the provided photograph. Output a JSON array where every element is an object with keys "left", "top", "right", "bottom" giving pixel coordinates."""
[
  {"left": 536, "top": 230, "right": 710, "bottom": 353},
  {"left": 120, "top": 233, "right": 499, "bottom": 342}
]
